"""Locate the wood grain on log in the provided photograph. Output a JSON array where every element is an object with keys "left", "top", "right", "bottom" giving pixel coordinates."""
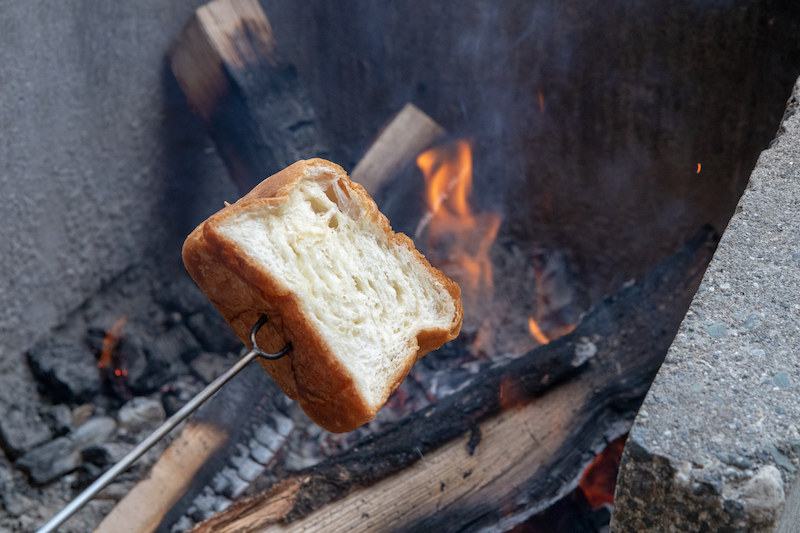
[
  {"left": 93, "top": 422, "right": 228, "bottom": 533},
  {"left": 169, "top": 0, "right": 330, "bottom": 194},
  {"left": 192, "top": 227, "right": 718, "bottom": 533}
]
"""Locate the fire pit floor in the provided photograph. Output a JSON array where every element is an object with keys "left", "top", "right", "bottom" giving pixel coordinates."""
[{"left": 612, "top": 77, "right": 800, "bottom": 532}]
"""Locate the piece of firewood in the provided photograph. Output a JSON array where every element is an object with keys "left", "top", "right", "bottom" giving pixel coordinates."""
[
  {"left": 168, "top": 0, "right": 330, "bottom": 194},
  {"left": 92, "top": 364, "right": 285, "bottom": 533},
  {"left": 350, "top": 103, "right": 446, "bottom": 196},
  {"left": 93, "top": 422, "right": 228, "bottom": 533},
  {"left": 191, "top": 227, "right": 718, "bottom": 533}
]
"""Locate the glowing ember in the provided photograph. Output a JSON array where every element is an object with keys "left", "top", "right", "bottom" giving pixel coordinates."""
[
  {"left": 98, "top": 316, "right": 127, "bottom": 371},
  {"left": 697, "top": 162, "right": 702, "bottom": 173},
  {"left": 527, "top": 317, "right": 550, "bottom": 345},
  {"left": 499, "top": 375, "right": 525, "bottom": 411},
  {"left": 416, "top": 140, "right": 502, "bottom": 314},
  {"left": 578, "top": 433, "right": 627, "bottom": 509}
]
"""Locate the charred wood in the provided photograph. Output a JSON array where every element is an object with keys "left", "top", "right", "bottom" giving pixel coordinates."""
[
  {"left": 192, "top": 226, "right": 718, "bottom": 533},
  {"left": 169, "top": 0, "right": 330, "bottom": 194}
]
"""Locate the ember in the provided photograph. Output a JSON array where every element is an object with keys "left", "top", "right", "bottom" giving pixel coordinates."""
[
  {"left": 96, "top": 316, "right": 131, "bottom": 400},
  {"left": 96, "top": 316, "right": 126, "bottom": 373},
  {"left": 578, "top": 433, "right": 628, "bottom": 509},
  {"left": 527, "top": 316, "right": 550, "bottom": 345}
]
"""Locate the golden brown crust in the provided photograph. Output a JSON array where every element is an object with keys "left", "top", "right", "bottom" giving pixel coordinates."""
[{"left": 182, "top": 159, "right": 463, "bottom": 432}]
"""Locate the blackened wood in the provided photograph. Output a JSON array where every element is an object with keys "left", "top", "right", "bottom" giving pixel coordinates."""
[
  {"left": 169, "top": 0, "right": 330, "bottom": 194},
  {"left": 191, "top": 226, "right": 718, "bottom": 533}
]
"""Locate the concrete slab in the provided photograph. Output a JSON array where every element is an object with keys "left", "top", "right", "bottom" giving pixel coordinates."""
[{"left": 611, "top": 78, "right": 800, "bottom": 532}]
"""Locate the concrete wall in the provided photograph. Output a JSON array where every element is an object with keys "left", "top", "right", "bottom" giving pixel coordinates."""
[
  {"left": 0, "top": 1, "right": 236, "bottom": 366},
  {"left": 611, "top": 78, "right": 800, "bottom": 533}
]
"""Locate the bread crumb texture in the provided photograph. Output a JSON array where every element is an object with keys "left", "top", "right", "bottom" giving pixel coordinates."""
[{"left": 216, "top": 172, "right": 456, "bottom": 408}]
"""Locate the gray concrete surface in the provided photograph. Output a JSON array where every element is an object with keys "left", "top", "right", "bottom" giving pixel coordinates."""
[
  {"left": 611, "top": 78, "right": 800, "bottom": 532},
  {"left": 0, "top": 2, "right": 239, "bottom": 406}
]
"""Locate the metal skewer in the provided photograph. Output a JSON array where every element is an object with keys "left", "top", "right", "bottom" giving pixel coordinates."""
[{"left": 35, "top": 315, "right": 291, "bottom": 533}]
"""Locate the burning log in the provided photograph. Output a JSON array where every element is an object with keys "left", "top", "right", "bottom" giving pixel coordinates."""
[
  {"left": 168, "top": 0, "right": 330, "bottom": 194},
  {"left": 190, "top": 227, "right": 718, "bottom": 533}
]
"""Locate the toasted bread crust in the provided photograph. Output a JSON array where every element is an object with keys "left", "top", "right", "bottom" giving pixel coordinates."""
[{"left": 183, "top": 159, "right": 462, "bottom": 432}]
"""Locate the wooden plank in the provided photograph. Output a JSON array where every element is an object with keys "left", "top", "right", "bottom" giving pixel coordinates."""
[
  {"left": 196, "top": 380, "right": 590, "bottom": 533},
  {"left": 93, "top": 422, "right": 228, "bottom": 533},
  {"left": 92, "top": 363, "right": 284, "bottom": 533},
  {"left": 168, "top": 0, "right": 330, "bottom": 194},
  {"left": 192, "top": 226, "right": 718, "bottom": 533},
  {"left": 350, "top": 103, "right": 445, "bottom": 196}
]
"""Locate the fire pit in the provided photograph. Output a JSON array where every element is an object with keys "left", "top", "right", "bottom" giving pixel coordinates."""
[{"left": 1, "top": 1, "right": 799, "bottom": 532}]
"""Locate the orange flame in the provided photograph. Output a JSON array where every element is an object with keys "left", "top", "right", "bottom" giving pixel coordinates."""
[
  {"left": 416, "top": 140, "right": 502, "bottom": 307},
  {"left": 526, "top": 254, "right": 577, "bottom": 346},
  {"left": 696, "top": 162, "right": 701, "bottom": 174},
  {"left": 579, "top": 433, "right": 627, "bottom": 509},
  {"left": 98, "top": 316, "right": 126, "bottom": 370},
  {"left": 527, "top": 317, "right": 550, "bottom": 345}
]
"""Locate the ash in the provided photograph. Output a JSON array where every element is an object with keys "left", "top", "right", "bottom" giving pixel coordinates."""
[{"left": 0, "top": 233, "right": 579, "bottom": 533}]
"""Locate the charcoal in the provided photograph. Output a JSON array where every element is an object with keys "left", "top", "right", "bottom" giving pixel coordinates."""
[
  {"left": 160, "top": 387, "right": 186, "bottom": 417},
  {"left": 269, "top": 413, "right": 294, "bottom": 437},
  {"left": 170, "top": 516, "right": 195, "bottom": 533},
  {"left": 154, "top": 324, "right": 202, "bottom": 364},
  {"left": 422, "top": 341, "right": 470, "bottom": 371},
  {"left": 136, "top": 325, "right": 198, "bottom": 391},
  {"left": 159, "top": 380, "right": 203, "bottom": 417},
  {"left": 17, "top": 437, "right": 80, "bottom": 484},
  {"left": 69, "top": 416, "right": 117, "bottom": 448},
  {"left": 81, "top": 445, "right": 112, "bottom": 467},
  {"left": 85, "top": 326, "right": 108, "bottom": 353},
  {"left": 230, "top": 447, "right": 265, "bottom": 482},
  {"left": 249, "top": 439, "right": 274, "bottom": 465},
  {"left": 117, "top": 397, "right": 165, "bottom": 432},
  {"left": 186, "top": 308, "right": 240, "bottom": 354},
  {"left": 189, "top": 352, "right": 233, "bottom": 384},
  {"left": 27, "top": 342, "right": 101, "bottom": 403},
  {"left": 217, "top": 467, "right": 250, "bottom": 499},
  {"left": 155, "top": 279, "right": 209, "bottom": 316},
  {"left": 1, "top": 489, "right": 40, "bottom": 518},
  {"left": 39, "top": 404, "right": 73, "bottom": 437},
  {"left": 16, "top": 416, "right": 116, "bottom": 485},
  {"left": 117, "top": 334, "right": 149, "bottom": 392},
  {"left": 71, "top": 404, "right": 94, "bottom": 428},
  {"left": 73, "top": 461, "right": 106, "bottom": 490},
  {"left": 254, "top": 424, "right": 285, "bottom": 453},
  {"left": 0, "top": 403, "right": 53, "bottom": 459}
]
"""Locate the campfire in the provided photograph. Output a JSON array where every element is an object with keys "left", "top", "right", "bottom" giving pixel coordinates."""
[
  {"left": 415, "top": 139, "right": 502, "bottom": 318},
  {"left": 3, "top": 1, "right": 800, "bottom": 532}
]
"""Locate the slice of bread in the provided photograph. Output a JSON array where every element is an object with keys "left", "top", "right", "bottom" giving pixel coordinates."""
[{"left": 183, "top": 159, "right": 463, "bottom": 432}]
